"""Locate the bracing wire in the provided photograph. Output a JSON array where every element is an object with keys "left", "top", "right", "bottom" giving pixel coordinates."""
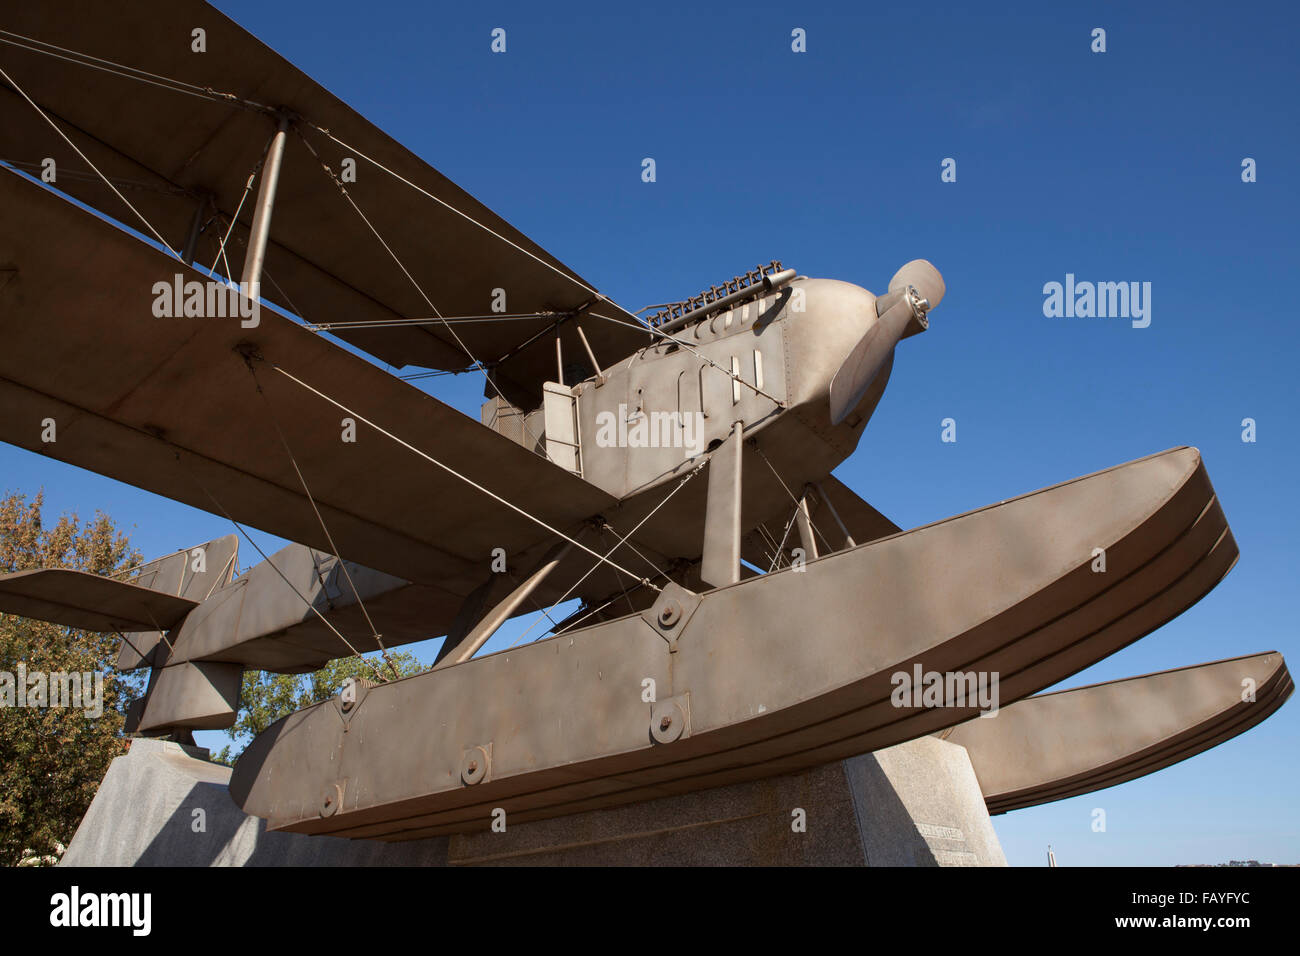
[
  {"left": 268, "top": 363, "right": 653, "bottom": 590},
  {"left": 170, "top": 450, "right": 388, "bottom": 683},
  {"left": 244, "top": 361, "right": 400, "bottom": 679},
  {"left": 0, "top": 62, "right": 181, "bottom": 258}
]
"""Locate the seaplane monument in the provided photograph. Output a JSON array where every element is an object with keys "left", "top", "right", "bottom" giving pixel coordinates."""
[{"left": 0, "top": 2, "right": 1289, "bottom": 865}]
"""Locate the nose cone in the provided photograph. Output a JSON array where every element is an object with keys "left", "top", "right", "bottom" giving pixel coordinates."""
[{"left": 888, "top": 259, "right": 945, "bottom": 311}]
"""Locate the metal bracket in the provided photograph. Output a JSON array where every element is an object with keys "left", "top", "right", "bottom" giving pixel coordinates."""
[
  {"left": 641, "top": 582, "right": 702, "bottom": 652},
  {"left": 335, "top": 676, "right": 375, "bottom": 727}
]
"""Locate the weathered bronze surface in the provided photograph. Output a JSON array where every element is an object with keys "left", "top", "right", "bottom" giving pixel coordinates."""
[{"left": 0, "top": 3, "right": 1285, "bottom": 840}]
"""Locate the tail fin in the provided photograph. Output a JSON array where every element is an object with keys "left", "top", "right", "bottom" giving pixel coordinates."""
[
  {"left": 115, "top": 534, "right": 239, "bottom": 669},
  {"left": 0, "top": 534, "right": 240, "bottom": 738},
  {"left": 117, "top": 535, "right": 241, "bottom": 737}
]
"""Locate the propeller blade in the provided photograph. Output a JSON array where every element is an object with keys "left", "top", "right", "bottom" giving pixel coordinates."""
[
  {"left": 828, "top": 296, "right": 914, "bottom": 425},
  {"left": 828, "top": 260, "right": 944, "bottom": 426}
]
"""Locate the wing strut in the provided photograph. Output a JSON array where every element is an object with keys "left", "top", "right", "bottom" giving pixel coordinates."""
[
  {"left": 506, "top": 463, "right": 708, "bottom": 648},
  {"left": 813, "top": 480, "right": 857, "bottom": 549},
  {"left": 754, "top": 446, "right": 834, "bottom": 555},
  {"left": 240, "top": 114, "right": 289, "bottom": 294},
  {"left": 701, "top": 421, "right": 744, "bottom": 588},
  {"left": 433, "top": 537, "right": 581, "bottom": 669}
]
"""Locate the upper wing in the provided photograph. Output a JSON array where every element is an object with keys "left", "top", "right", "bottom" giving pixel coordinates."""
[
  {"left": 0, "top": 168, "right": 614, "bottom": 598},
  {"left": 0, "top": 1, "right": 648, "bottom": 400}
]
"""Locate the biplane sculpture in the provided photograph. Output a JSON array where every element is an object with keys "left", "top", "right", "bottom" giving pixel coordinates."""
[{"left": 0, "top": 2, "right": 1289, "bottom": 843}]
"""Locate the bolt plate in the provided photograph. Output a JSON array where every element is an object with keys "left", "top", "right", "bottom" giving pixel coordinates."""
[
  {"left": 650, "top": 694, "right": 690, "bottom": 744},
  {"left": 460, "top": 744, "right": 491, "bottom": 785}
]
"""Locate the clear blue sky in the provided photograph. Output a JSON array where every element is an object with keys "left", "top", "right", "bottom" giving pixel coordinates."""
[{"left": 4, "top": 0, "right": 1297, "bottom": 865}]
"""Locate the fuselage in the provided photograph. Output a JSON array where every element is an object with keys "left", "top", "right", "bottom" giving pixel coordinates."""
[{"left": 482, "top": 274, "right": 916, "bottom": 566}]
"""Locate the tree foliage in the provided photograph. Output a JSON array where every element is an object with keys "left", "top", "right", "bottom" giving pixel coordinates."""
[
  {"left": 211, "top": 652, "right": 427, "bottom": 765},
  {"left": 0, "top": 491, "right": 142, "bottom": 866}
]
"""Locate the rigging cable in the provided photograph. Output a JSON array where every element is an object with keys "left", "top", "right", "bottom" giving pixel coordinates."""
[
  {"left": 244, "top": 361, "right": 400, "bottom": 680},
  {"left": 269, "top": 363, "right": 653, "bottom": 591},
  {"left": 170, "top": 449, "right": 388, "bottom": 684},
  {"left": 0, "top": 61, "right": 182, "bottom": 259},
  {"left": 294, "top": 127, "right": 553, "bottom": 460},
  {"left": 753, "top": 446, "right": 834, "bottom": 556},
  {"left": 207, "top": 150, "right": 266, "bottom": 280},
  {"left": 508, "top": 460, "right": 706, "bottom": 648},
  {"left": 0, "top": 29, "right": 638, "bottom": 344},
  {"left": 296, "top": 119, "right": 626, "bottom": 318},
  {"left": 0, "top": 30, "right": 273, "bottom": 112},
  {"left": 768, "top": 504, "right": 800, "bottom": 573}
]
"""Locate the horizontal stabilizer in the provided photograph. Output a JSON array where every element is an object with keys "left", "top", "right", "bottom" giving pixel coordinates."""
[{"left": 0, "top": 568, "right": 198, "bottom": 633}]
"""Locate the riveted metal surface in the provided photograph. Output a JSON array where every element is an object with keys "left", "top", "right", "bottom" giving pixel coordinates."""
[{"left": 233, "top": 612, "right": 674, "bottom": 835}]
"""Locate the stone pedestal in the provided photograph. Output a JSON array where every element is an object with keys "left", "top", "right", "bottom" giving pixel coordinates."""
[{"left": 61, "top": 735, "right": 1006, "bottom": 866}]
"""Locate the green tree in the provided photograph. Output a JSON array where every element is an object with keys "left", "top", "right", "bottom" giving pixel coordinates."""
[
  {"left": 0, "top": 491, "right": 143, "bottom": 866},
  {"left": 210, "top": 651, "right": 426, "bottom": 765}
]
